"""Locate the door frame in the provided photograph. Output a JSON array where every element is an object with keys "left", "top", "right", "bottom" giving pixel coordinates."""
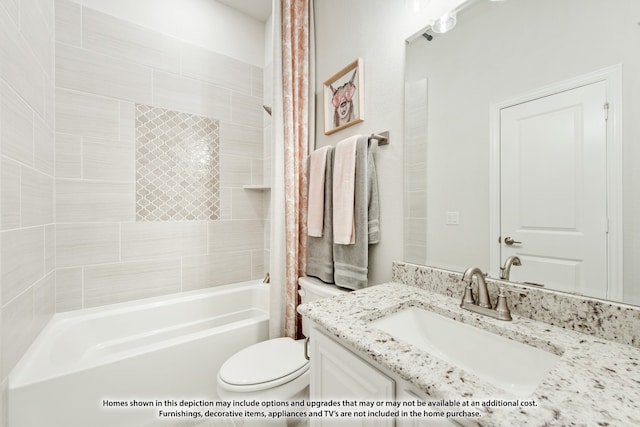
[{"left": 488, "top": 65, "right": 623, "bottom": 300}]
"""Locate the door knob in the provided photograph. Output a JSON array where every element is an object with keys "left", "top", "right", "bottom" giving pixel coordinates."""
[{"left": 504, "top": 236, "right": 522, "bottom": 246}]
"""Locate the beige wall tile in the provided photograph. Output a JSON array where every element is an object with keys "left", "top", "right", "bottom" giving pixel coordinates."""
[
  {"left": 153, "top": 70, "right": 232, "bottom": 121},
  {"left": 119, "top": 101, "right": 135, "bottom": 141},
  {"left": 251, "top": 66, "right": 263, "bottom": 98},
  {"left": 251, "top": 249, "right": 265, "bottom": 280},
  {"left": 82, "top": 7, "right": 181, "bottom": 74},
  {"left": 55, "top": 267, "right": 82, "bottom": 312},
  {"left": 231, "top": 93, "right": 262, "bottom": 128},
  {"left": 0, "top": 80, "right": 34, "bottom": 166},
  {"left": 1, "top": 157, "right": 21, "bottom": 230},
  {"left": 55, "top": 0, "right": 81, "bottom": 46},
  {"left": 208, "top": 220, "right": 264, "bottom": 253},
  {"left": 1, "top": 227, "right": 44, "bottom": 303},
  {"left": 56, "top": 180, "right": 135, "bottom": 222},
  {"left": 21, "top": 167, "right": 54, "bottom": 227},
  {"left": 33, "top": 272, "right": 55, "bottom": 335},
  {"left": 0, "top": 7, "right": 46, "bottom": 118},
  {"left": 43, "top": 74, "right": 54, "bottom": 130},
  {"left": 1, "top": 287, "right": 34, "bottom": 378},
  {"left": 181, "top": 44, "right": 253, "bottom": 95},
  {"left": 182, "top": 252, "right": 251, "bottom": 291},
  {"left": 34, "top": 116, "right": 55, "bottom": 175},
  {"left": 20, "top": 0, "right": 54, "bottom": 76},
  {"left": 83, "top": 137, "right": 135, "bottom": 182},
  {"left": 219, "top": 188, "right": 232, "bottom": 220},
  {"left": 251, "top": 159, "right": 264, "bottom": 185},
  {"left": 219, "top": 121, "right": 263, "bottom": 159},
  {"left": 406, "top": 190, "right": 426, "bottom": 218},
  {"left": 231, "top": 188, "right": 264, "bottom": 220},
  {"left": 45, "top": 224, "right": 55, "bottom": 273},
  {"left": 55, "top": 133, "right": 81, "bottom": 178},
  {"left": 55, "top": 223, "right": 120, "bottom": 268},
  {"left": 56, "top": 42, "right": 153, "bottom": 104},
  {"left": 121, "top": 221, "right": 207, "bottom": 262},
  {"left": 55, "top": 88, "right": 119, "bottom": 140},
  {"left": 0, "top": 377, "right": 7, "bottom": 427},
  {"left": 84, "top": 259, "right": 181, "bottom": 308},
  {"left": 219, "top": 155, "right": 251, "bottom": 188},
  {"left": 1, "top": 0, "right": 18, "bottom": 24}
]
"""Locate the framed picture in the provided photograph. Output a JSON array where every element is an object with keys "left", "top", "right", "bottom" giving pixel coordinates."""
[{"left": 323, "top": 58, "right": 364, "bottom": 135}]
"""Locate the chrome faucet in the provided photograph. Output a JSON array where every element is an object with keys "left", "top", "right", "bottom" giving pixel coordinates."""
[
  {"left": 500, "top": 256, "right": 522, "bottom": 280},
  {"left": 460, "top": 266, "right": 512, "bottom": 321}
]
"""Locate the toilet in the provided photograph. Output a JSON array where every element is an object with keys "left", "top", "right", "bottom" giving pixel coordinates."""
[{"left": 216, "top": 276, "right": 349, "bottom": 405}]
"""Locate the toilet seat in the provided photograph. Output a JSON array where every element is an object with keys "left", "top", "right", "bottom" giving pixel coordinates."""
[{"left": 218, "top": 337, "right": 309, "bottom": 393}]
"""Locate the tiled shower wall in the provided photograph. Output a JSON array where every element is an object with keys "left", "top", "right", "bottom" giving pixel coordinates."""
[
  {"left": 54, "top": 0, "right": 268, "bottom": 310},
  {"left": 0, "top": 0, "right": 56, "bottom": 422},
  {"left": 403, "top": 79, "right": 428, "bottom": 264},
  {"left": 1, "top": 0, "right": 268, "bottom": 418}
]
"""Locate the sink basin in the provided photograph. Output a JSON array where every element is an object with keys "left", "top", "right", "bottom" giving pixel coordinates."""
[{"left": 370, "top": 307, "right": 561, "bottom": 397}]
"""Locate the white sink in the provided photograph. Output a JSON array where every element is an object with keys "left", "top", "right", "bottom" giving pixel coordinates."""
[{"left": 370, "top": 307, "right": 561, "bottom": 397}]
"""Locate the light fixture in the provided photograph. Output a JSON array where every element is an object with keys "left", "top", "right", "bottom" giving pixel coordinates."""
[
  {"left": 404, "top": 0, "right": 431, "bottom": 13},
  {"left": 431, "top": 10, "right": 457, "bottom": 33}
]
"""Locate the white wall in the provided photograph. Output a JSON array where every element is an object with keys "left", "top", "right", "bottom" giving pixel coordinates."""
[
  {"left": 71, "top": 0, "right": 266, "bottom": 67},
  {"left": 314, "top": 0, "right": 463, "bottom": 285}
]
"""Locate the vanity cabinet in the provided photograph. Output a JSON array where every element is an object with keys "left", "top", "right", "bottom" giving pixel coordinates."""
[
  {"left": 309, "top": 327, "right": 472, "bottom": 427},
  {"left": 309, "top": 327, "right": 394, "bottom": 426}
]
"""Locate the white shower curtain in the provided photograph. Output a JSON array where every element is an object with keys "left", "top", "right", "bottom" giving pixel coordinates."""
[{"left": 269, "top": 0, "right": 316, "bottom": 339}]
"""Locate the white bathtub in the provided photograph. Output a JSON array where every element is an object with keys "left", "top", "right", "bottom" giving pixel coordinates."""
[{"left": 8, "top": 280, "right": 270, "bottom": 427}]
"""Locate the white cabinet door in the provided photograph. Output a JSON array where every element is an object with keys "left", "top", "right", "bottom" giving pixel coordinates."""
[{"left": 309, "top": 327, "right": 395, "bottom": 427}]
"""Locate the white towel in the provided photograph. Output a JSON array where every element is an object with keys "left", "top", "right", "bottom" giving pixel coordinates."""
[
  {"left": 332, "top": 135, "right": 359, "bottom": 244},
  {"left": 307, "top": 146, "right": 330, "bottom": 237}
]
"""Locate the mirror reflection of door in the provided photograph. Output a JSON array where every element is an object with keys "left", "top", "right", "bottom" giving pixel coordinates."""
[{"left": 499, "top": 81, "right": 608, "bottom": 299}]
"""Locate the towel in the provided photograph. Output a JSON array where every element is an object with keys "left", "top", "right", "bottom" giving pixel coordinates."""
[
  {"left": 333, "top": 136, "right": 380, "bottom": 290},
  {"left": 332, "top": 135, "right": 359, "bottom": 244},
  {"left": 307, "top": 146, "right": 330, "bottom": 237},
  {"left": 306, "top": 146, "right": 335, "bottom": 283}
]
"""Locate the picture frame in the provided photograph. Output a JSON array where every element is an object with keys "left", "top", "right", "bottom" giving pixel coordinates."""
[{"left": 323, "top": 58, "right": 364, "bottom": 135}]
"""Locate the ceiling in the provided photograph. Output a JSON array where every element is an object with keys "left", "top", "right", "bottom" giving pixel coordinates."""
[{"left": 216, "top": 0, "right": 272, "bottom": 22}]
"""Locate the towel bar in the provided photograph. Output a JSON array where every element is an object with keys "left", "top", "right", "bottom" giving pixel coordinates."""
[{"left": 369, "top": 131, "right": 389, "bottom": 146}]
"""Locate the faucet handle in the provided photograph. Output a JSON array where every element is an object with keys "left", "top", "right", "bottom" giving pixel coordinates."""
[
  {"left": 494, "top": 287, "right": 512, "bottom": 321},
  {"left": 461, "top": 284, "right": 475, "bottom": 306}
]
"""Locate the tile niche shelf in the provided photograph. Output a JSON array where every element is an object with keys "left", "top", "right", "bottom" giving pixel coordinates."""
[{"left": 242, "top": 184, "right": 271, "bottom": 190}]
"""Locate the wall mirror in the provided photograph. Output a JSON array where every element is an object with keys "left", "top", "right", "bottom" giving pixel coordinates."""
[{"left": 403, "top": 0, "right": 640, "bottom": 306}]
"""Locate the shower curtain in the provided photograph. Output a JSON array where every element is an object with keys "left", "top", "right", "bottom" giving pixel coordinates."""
[{"left": 270, "top": 0, "right": 316, "bottom": 339}]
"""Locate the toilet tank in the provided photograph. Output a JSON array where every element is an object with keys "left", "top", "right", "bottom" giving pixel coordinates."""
[{"left": 298, "top": 276, "right": 349, "bottom": 337}]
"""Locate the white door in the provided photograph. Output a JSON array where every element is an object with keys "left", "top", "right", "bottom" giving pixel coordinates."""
[{"left": 500, "top": 81, "right": 608, "bottom": 298}]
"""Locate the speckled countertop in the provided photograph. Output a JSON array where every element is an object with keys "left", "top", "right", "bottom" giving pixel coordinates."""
[{"left": 298, "top": 282, "right": 640, "bottom": 427}]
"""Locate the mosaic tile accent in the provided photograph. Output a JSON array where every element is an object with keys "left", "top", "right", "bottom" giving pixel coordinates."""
[{"left": 135, "top": 104, "right": 220, "bottom": 221}]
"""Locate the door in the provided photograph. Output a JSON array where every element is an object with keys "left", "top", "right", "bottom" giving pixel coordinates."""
[{"left": 500, "top": 81, "right": 608, "bottom": 298}]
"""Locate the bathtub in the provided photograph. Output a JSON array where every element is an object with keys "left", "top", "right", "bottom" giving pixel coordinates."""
[{"left": 8, "top": 280, "right": 270, "bottom": 427}]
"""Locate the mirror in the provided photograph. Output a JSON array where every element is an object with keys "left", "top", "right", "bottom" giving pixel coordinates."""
[{"left": 403, "top": 0, "right": 640, "bottom": 305}]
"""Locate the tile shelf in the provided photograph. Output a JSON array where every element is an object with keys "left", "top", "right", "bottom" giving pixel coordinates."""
[{"left": 242, "top": 184, "right": 271, "bottom": 190}]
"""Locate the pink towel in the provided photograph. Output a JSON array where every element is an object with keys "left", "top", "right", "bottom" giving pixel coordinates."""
[
  {"left": 307, "top": 146, "right": 330, "bottom": 237},
  {"left": 333, "top": 135, "right": 359, "bottom": 244}
]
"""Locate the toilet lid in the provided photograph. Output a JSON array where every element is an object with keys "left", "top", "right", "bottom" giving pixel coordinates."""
[{"left": 219, "top": 337, "right": 309, "bottom": 386}]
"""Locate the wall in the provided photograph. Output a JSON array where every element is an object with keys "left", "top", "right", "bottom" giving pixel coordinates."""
[
  {"left": 0, "top": 1, "right": 267, "bottom": 421},
  {"left": 313, "top": 0, "right": 463, "bottom": 285},
  {"left": 0, "top": 0, "right": 55, "bottom": 423},
  {"left": 54, "top": 0, "right": 267, "bottom": 309}
]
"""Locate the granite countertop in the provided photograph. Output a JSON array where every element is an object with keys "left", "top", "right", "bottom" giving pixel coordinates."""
[{"left": 297, "top": 282, "right": 640, "bottom": 426}]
